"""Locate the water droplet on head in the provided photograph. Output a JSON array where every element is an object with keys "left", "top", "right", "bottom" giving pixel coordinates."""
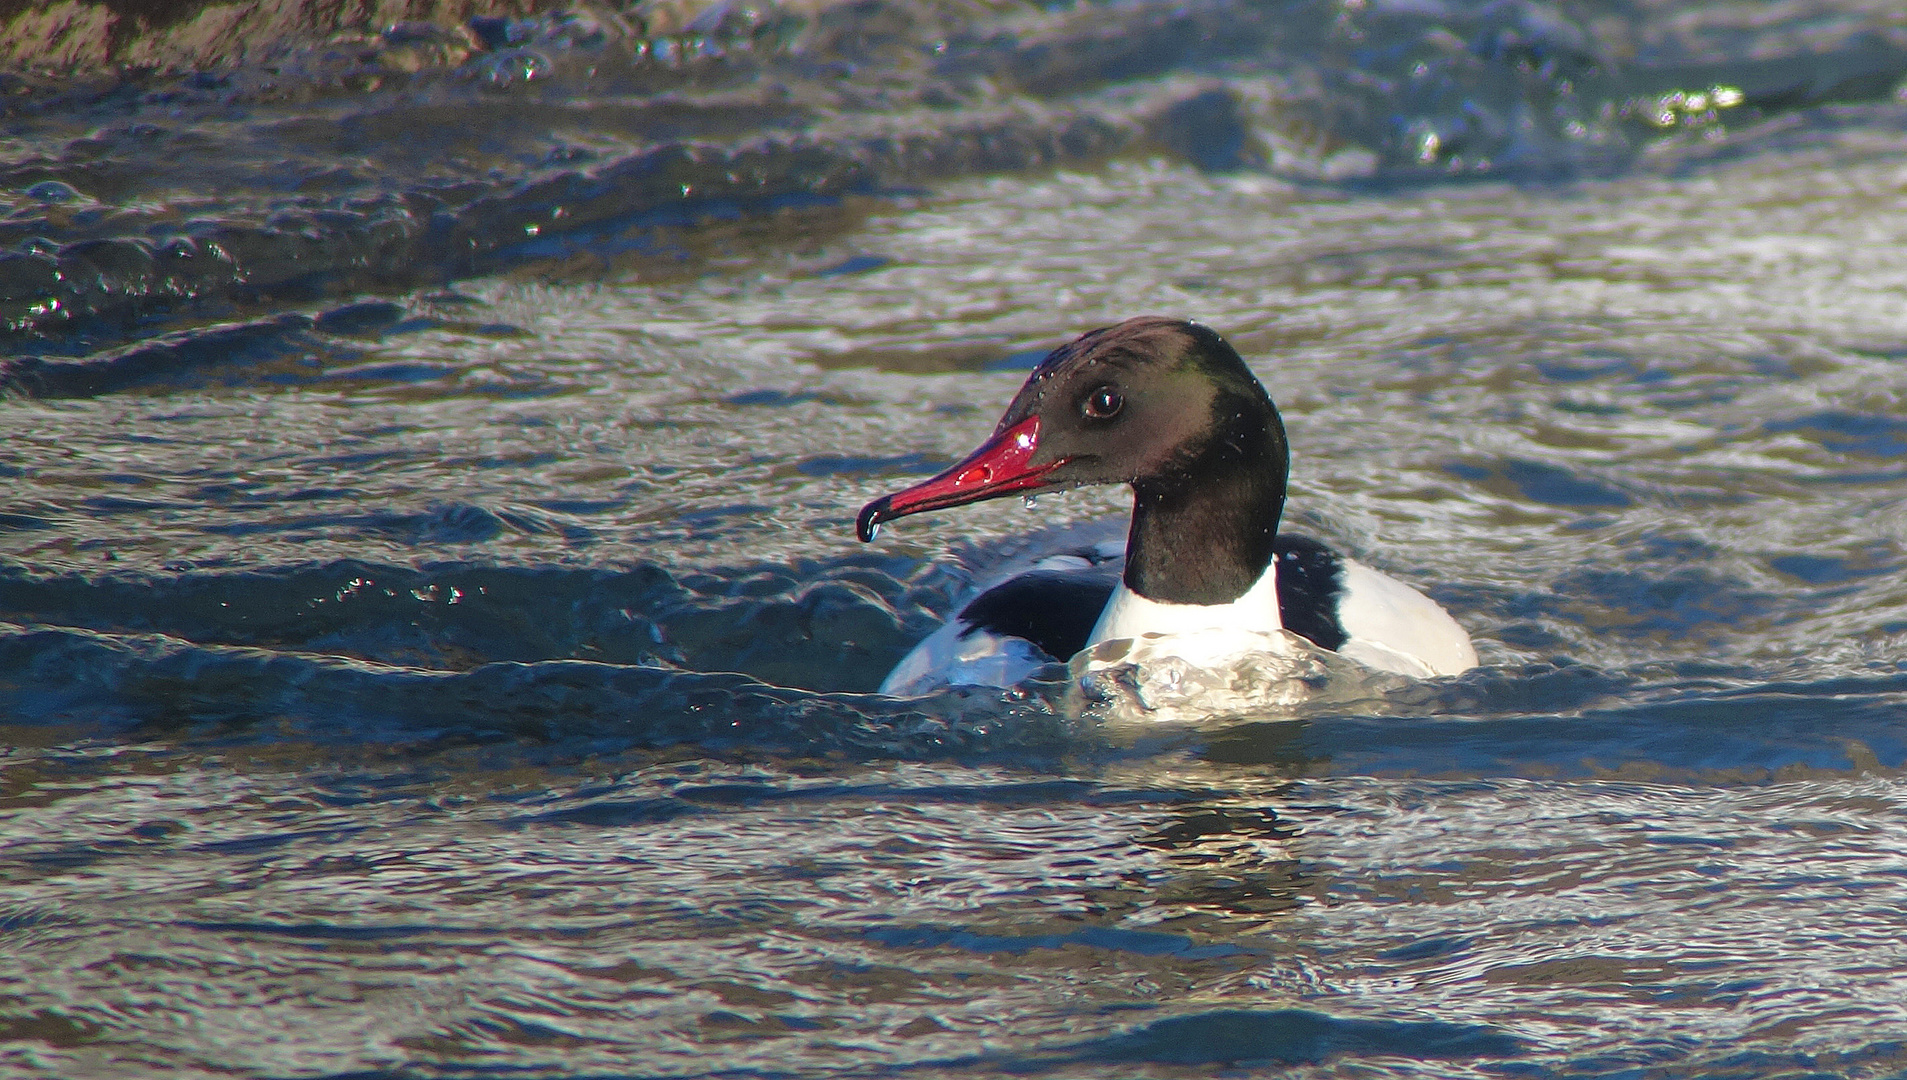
[{"left": 866, "top": 520, "right": 881, "bottom": 541}]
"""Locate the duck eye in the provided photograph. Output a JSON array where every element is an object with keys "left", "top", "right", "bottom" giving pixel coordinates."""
[{"left": 1082, "top": 386, "right": 1124, "bottom": 420}]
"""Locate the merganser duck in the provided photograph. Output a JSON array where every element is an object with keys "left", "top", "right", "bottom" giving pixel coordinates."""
[{"left": 857, "top": 316, "right": 1477, "bottom": 697}]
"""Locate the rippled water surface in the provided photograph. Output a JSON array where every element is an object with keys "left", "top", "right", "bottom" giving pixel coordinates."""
[{"left": 7, "top": 0, "right": 1907, "bottom": 1076}]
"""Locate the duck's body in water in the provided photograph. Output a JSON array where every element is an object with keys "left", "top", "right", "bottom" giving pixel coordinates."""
[{"left": 858, "top": 317, "right": 1476, "bottom": 697}]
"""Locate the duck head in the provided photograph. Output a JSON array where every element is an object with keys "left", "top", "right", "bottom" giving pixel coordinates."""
[{"left": 858, "top": 317, "right": 1291, "bottom": 605}]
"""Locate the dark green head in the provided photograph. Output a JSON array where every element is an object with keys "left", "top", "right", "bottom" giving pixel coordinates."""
[
  {"left": 990, "top": 316, "right": 1288, "bottom": 497},
  {"left": 858, "top": 317, "right": 1291, "bottom": 585}
]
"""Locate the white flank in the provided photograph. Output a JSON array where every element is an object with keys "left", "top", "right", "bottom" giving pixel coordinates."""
[
  {"left": 1332, "top": 559, "right": 1478, "bottom": 677},
  {"left": 879, "top": 618, "right": 1051, "bottom": 697}
]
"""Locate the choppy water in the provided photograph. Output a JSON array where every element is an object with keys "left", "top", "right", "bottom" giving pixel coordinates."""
[{"left": 6, "top": 0, "right": 1907, "bottom": 1076}]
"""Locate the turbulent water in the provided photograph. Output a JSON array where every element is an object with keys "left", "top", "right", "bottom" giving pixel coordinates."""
[{"left": 6, "top": 0, "right": 1907, "bottom": 1076}]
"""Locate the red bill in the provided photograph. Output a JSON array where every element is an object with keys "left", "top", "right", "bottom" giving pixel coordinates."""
[{"left": 857, "top": 417, "right": 1064, "bottom": 541}]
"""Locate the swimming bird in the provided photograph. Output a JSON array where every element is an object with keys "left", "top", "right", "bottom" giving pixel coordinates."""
[{"left": 857, "top": 316, "right": 1476, "bottom": 697}]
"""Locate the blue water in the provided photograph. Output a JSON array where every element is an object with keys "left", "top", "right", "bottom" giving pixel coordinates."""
[{"left": 6, "top": 0, "right": 1907, "bottom": 1076}]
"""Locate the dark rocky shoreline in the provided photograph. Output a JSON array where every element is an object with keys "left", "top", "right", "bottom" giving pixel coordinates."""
[{"left": 0, "top": 0, "right": 574, "bottom": 75}]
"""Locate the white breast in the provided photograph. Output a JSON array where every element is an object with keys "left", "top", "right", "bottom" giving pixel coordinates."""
[{"left": 1086, "top": 562, "right": 1283, "bottom": 668}]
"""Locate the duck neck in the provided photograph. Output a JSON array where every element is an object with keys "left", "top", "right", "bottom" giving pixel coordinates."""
[{"left": 1122, "top": 403, "right": 1288, "bottom": 606}]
